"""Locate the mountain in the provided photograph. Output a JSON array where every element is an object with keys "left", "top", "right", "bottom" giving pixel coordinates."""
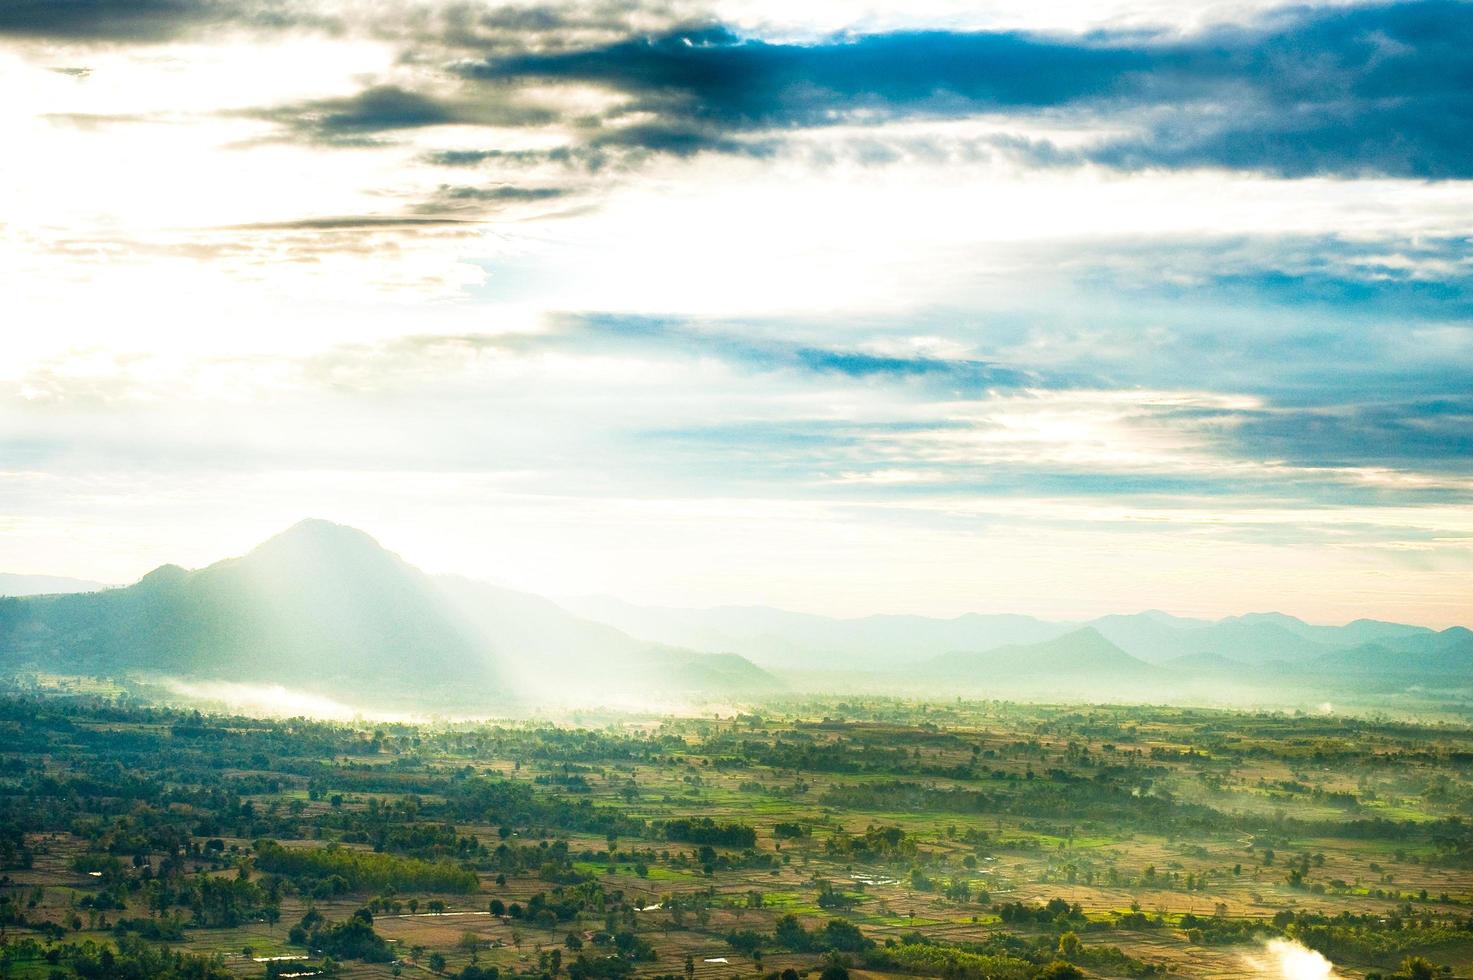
[
  {"left": 559, "top": 596, "right": 1068, "bottom": 669},
  {"left": 924, "top": 627, "right": 1156, "bottom": 682},
  {"left": 564, "top": 598, "right": 1466, "bottom": 689},
  {"left": 1221, "top": 612, "right": 1434, "bottom": 649},
  {"left": 1, "top": 521, "right": 496, "bottom": 692},
  {"left": 0, "top": 573, "right": 109, "bottom": 597},
  {"left": 1089, "top": 615, "right": 1330, "bottom": 665},
  {"left": 1310, "top": 628, "right": 1473, "bottom": 676},
  {"left": 1162, "top": 651, "right": 1245, "bottom": 673},
  {"left": 3, "top": 524, "right": 1461, "bottom": 707},
  {"left": 0, "top": 520, "right": 775, "bottom": 706},
  {"left": 436, "top": 577, "right": 776, "bottom": 698}
]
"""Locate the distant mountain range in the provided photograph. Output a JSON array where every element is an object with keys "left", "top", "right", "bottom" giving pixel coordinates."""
[
  {"left": 0, "top": 520, "right": 1466, "bottom": 712},
  {"left": 562, "top": 595, "right": 1473, "bottom": 691},
  {"left": 0, "top": 520, "right": 776, "bottom": 708}
]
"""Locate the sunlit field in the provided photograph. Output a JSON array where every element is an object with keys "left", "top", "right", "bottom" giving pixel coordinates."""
[{"left": 2, "top": 690, "right": 1470, "bottom": 980}]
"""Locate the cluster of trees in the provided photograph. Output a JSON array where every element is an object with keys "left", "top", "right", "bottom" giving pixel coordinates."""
[
  {"left": 444, "top": 777, "right": 644, "bottom": 840},
  {"left": 287, "top": 906, "right": 394, "bottom": 961},
  {"left": 824, "top": 824, "right": 914, "bottom": 859},
  {"left": 1275, "top": 908, "right": 1473, "bottom": 967},
  {"left": 660, "top": 818, "right": 757, "bottom": 848},
  {"left": 0, "top": 935, "right": 233, "bottom": 980},
  {"left": 995, "top": 898, "right": 1086, "bottom": 927},
  {"left": 254, "top": 839, "right": 479, "bottom": 894},
  {"left": 864, "top": 930, "right": 1160, "bottom": 980},
  {"left": 488, "top": 881, "right": 611, "bottom": 927}
]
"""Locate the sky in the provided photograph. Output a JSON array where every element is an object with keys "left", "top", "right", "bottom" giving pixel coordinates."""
[{"left": 1, "top": 0, "right": 1470, "bottom": 626}]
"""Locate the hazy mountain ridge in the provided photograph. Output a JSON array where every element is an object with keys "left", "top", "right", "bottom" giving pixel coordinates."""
[
  {"left": 560, "top": 596, "right": 1070, "bottom": 669},
  {"left": 0, "top": 521, "right": 1465, "bottom": 711},
  {"left": 924, "top": 627, "right": 1156, "bottom": 680},
  {"left": 0, "top": 520, "right": 777, "bottom": 707},
  {"left": 563, "top": 595, "right": 1469, "bottom": 685}
]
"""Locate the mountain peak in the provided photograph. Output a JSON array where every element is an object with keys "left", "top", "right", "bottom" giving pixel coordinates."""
[
  {"left": 276, "top": 517, "right": 379, "bottom": 544},
  {"left": 247, "top": 520, "right": 391, "bottom": 563},
  {"left": 137, "top": 564, "right": 188, "bottom": 589}
]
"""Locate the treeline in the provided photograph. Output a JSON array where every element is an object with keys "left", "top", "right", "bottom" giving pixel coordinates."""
[
  {"left": 818, "top": 778, "right": 1468, "bottom": 844},
  {"left": 254, "top": 840, "right": 479, "bottom": 894},
  {"left": 0, "top": 935, "right": 232, "bottom": 980},
  {"left": 443, "top": 776, "right": 645, "bottom": 839},
  {"left": 661, "top": 817, "right": 757, "bottom": 848}
]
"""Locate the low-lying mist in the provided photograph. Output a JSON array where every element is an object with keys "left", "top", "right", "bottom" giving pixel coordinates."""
[
  {"left": 1245, "top": 939, "right": 1341, "bottom": 980},
  {"left": 161, "top": 679, "right": 415, "bottom": 723},
  {"left": 158, "top": 676, "right": 754, "bottom": 724}
]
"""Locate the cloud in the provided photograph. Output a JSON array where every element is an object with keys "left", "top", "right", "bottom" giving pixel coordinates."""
[
  {"left": 462, "top": 24, "right": 1145, "bottom": 122},
  {"left": 427, "top": 183, "right": 568, "bottom": 202},
  {"left": 447, "top": 1, "right": 1473, "bottom": 178},
  {"left": 0, "top": 0, "right": 320, "bottom": 42},
  {"left": 1224, "top": 397, "right": 1473, "bottom": 473},
  {"left": 17, "top": 0, "right": 1473, "bottom": 179},
  {"left": 247, "top": 84, "right": 557, "bottom": 146},
  {"left": 536, "top": 314, "right": 1046, "bottom": 392},
  {"left": 226, "top": 215, "right": 473, "bottom": 230}
]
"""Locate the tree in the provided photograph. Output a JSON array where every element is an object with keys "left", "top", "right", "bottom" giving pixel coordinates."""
[
  {"left": 684, "top": 954, "right": 695, "bottom": 980},
  {"left": 1401, "top": 958, "right": 1436, "bottom": 980},
  {"left": 428, "top": 951, "right": 447, "bottom": 974},
  {"left": 1036, "top": 963, "right": 1084, "bottom": 980},
  {"left": 819, "top": 966, "right": 849, "bottom": 980}
]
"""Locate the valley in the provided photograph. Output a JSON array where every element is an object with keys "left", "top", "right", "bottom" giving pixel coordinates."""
[{"left": 1, "top": 692, "right": 1471, "bottom": 980}]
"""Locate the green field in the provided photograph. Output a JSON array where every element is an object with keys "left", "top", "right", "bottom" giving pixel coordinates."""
[{"left": 1, "top": 692, "right": 1471, "bottom": 980}]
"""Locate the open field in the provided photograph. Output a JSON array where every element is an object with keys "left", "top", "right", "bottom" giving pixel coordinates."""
[{"left": 1, "top": 691, "right": 1471, "bottom": 980}]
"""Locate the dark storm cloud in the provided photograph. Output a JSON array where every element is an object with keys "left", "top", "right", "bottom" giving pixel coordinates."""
[{"left": 450, "top": 0, "right": 1473, "bottom": 178}]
